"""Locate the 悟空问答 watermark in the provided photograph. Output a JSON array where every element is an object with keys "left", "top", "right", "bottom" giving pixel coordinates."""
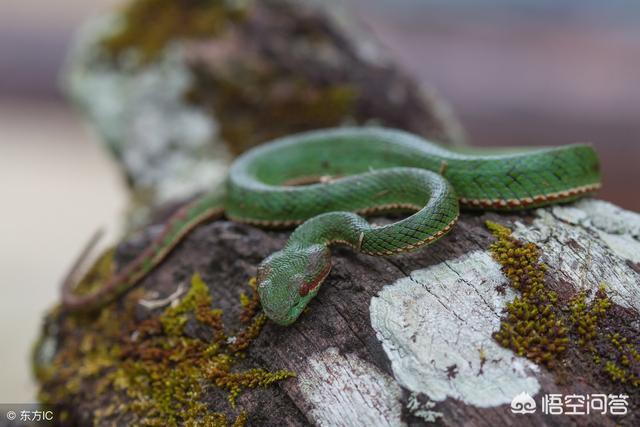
[{"left": 510, "top": 392, "right": 629, "bottom": 416}]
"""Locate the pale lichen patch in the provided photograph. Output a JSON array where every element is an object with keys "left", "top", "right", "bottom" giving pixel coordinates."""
[
  {"left": 406, "top": 393, "right": 443, "bottom": 423},
  {"left": 295, "top": 347, "right": 405, "bottom": 427},
  {"left": 65, "top": 17, "right": 230, "bottom": 226},
  {"left": 370, "top": 250, "right": 540, "bottom": 408},
  {"left": 551, "top": 200, "right": 640, "bottom": 263},
  {"left": 513, "top": 199, "right": 640, "bottom": 311}
]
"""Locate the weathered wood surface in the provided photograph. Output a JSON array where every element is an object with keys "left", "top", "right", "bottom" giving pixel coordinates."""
[{"left": 38, "top": 199, "right": 640, "bottom": 426}]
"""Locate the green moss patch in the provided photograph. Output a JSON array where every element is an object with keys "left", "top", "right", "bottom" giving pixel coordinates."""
[
  {"left": 101, "top": 0, "right": 247, "bottom": 63},
  {"left": 487, "top": 220, "right": 639, "bottom": 389},
  {"left": 34, "top": 268, "right": 294, "bottom": 426},
  {"left": 487, "top": 221, "right": 568, "bottom": 365}
]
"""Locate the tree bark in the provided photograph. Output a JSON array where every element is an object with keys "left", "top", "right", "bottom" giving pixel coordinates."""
[{"left": 35, "top": 199, "right": 640, "bottom": 426}]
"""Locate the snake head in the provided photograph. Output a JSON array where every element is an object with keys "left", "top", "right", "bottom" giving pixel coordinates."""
[{"left": 257, "top": 244, "right": 332, "bottom": 326}]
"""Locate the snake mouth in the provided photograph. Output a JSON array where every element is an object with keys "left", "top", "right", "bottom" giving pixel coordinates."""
[{"left": 299, "top": 260, "right": 332, "bottom": 297}]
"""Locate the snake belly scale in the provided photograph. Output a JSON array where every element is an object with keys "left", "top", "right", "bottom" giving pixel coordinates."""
[{"left": 62, "top": 127, "right": 601, "bottom": 325}]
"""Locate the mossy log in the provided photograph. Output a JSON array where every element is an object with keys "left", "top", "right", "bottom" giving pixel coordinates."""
[
  {"left": 35, "top": 199, "right": 640, "bottom": 426},
  {"left": 65, "top": 0, "right": 464, "bottom": 224}
]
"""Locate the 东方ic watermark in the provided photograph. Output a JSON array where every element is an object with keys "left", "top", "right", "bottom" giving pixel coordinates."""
[{"left": 1, "top": 405, "right": 56, "bottom": 425}]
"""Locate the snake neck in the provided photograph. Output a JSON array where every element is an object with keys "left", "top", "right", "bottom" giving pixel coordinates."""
[{"left": 285, "top": 212, "right": 370, "bottom": 252}]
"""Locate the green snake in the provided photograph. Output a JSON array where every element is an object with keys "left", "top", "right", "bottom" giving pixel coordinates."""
[{"left": 62, "top": 127, "right": 601, "bottom": 325}]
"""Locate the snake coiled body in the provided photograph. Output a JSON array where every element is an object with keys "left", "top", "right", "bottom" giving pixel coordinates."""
[{"left": 62, "top": 128, "right": 601, "bottom": 325}]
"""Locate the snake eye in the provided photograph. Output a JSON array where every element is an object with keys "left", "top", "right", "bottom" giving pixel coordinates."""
[{"left": 299, "top": 281, "right": 311, "bottom": 297}]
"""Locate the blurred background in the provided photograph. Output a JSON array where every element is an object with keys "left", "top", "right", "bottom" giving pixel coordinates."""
[{"left": 1, "top": 0, "right": 638, "bottom": 403}]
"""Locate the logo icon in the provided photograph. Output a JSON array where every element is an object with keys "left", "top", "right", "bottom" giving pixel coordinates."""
[{"left": 511, "top": 392, "right": 537, "bottom": 414}]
